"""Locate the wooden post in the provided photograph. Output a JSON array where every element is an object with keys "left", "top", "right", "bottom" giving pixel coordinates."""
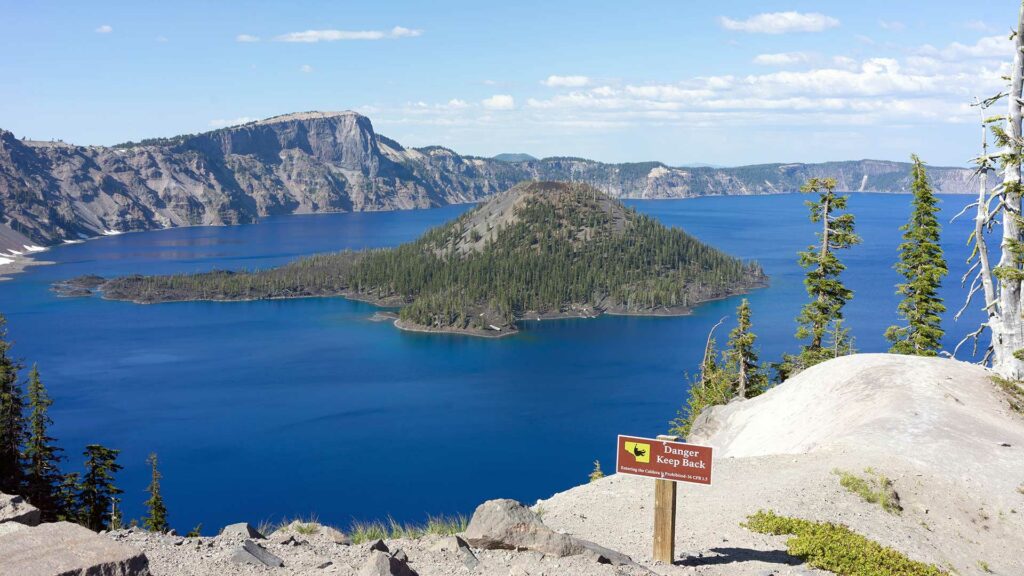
[{"left": 653, "top": 434, "right": 678, "bottom": 563}]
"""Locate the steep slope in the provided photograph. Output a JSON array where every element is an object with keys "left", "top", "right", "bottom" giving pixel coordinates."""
[
  {"left": 58, "top": 182, "right": 766, "bottom": 336},
  {"left": 538, "top": 354, "right": 1024, "bottom": 575},
  {"left": 0, "top": 111, "right": 982, "bottom": 252}
]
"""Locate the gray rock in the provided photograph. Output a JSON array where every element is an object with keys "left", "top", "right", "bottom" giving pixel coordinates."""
[
  {"left": 392, "top": 548, "right": 408, "bottom": 562},
  {"left": 0, "top": 521, "right": 150, "bottom": 575},
  {"left": 459, "top": 545, "right": 480, "bottom": 569},
  {"left": 0, "top": 492, "right": 40, "bottom": 526},
  {"left": 358, "top": 550, "right": 418, "bottom": 576},
  {"left": 0, "top": 520, "right": 28, "bottom": 538},
  {"left": 219, "top": 522, "right": 264, "bottom": 539},
  {"left": 429, "top": 534, "right": 472, "bottom": 553},
  {"left": 230, "top": 539, "right": 284, "bottom": 568},
  {"left": 317, "top": 561, "right": 334, "bottom": 569},
  {"left": 368, "top": 538, "right": 389, "bottom": 553},
  {"left": 465, "top": 499, "right": 634, "bottom": 565},
  {"left": 578, "top": 539, "right": 633, "bottom": 566}
]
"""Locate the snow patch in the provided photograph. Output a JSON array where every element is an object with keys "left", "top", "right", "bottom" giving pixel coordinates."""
[
  {"left": 22, "top": 245, "right": 46, "bottom": 253},
  {"left": 0, "top": 257, "right": 12, "bottom": 266},
  {"left": 63, "top": 239, "right": 85, "bottom": 245},
  {"left": 102, "top": 229, "right": 124, "bottom": 236}
]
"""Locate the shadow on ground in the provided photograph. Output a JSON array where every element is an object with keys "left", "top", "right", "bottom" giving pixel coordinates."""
[{"left": 678, "top": 547, "right": 804, "bottom": 567}]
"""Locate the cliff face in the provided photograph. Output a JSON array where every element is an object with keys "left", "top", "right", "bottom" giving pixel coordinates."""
[{"left": 0, "top": 110, "right": 981, "bottom": 250}]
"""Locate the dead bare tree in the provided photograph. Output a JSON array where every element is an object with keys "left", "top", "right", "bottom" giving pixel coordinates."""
[{"left": 957, "top": 2, "right": 1024, "bottom": 379}]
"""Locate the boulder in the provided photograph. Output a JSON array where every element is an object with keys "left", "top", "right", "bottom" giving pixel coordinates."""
[
  {"left": 0, "top": 520, "right": 28, "bottom": 538},
  {"left": 429, "top": 534, "right": 472, "bottom": 553},
  {"left": 229, "top": 539, "right": 284, "bottom": 567},
  {"left": 0, "top": 492, "right": 40, "bottom": 526},
  {"left": 0, "top": 521, "right": 150, "bottom": 575},
  {"left": 465, "top": 499, "right": 632, "bottom": 565},
  {"left": 219, "top": 522, "right": 264, "bottom": 539},
  {"left": 368, "top": 538, "right": 389, "bottom": 553},
  {"left": 358, "top": 550, "right": 418, "bottom": 576}
]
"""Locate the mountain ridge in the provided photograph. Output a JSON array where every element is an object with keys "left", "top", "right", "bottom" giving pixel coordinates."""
[{"left": 0, "top": 111, "right": 982, "bottom": 252}]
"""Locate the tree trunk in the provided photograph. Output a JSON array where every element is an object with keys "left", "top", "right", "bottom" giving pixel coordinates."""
[
  {"left": 812, "top": 196, "right": 831, "bottom": 350},
  {"left": 993, "top": 2, "right": 1024, "bottom": 379}
]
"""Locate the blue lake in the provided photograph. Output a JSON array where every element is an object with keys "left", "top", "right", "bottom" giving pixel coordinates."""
[{"left": 0, "top": 193, "right": 985, "bottom": 532}]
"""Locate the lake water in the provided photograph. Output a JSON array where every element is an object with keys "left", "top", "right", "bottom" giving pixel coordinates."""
[{"left": 0, "top": 193, "right": 985, "bottom": 532}]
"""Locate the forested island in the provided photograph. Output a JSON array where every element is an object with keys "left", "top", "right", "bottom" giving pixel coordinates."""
[{"left": 54, "top": 181, "right": 766, "bottom": 336}]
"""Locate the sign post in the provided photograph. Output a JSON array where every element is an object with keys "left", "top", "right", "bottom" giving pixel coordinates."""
[{"left": 616, "top": 434, "right": 713, "bottom": 564}]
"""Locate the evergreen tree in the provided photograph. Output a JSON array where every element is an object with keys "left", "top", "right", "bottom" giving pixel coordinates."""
[
  {"left": 23, "top": 364, "right": 64, "bottom": 521},
  {"left": 726, "top": 299, "right": 765, "bottom": 398},
  {"left": 142, "top": 453, "right": 169, "bottom": 533},
  {"left": 79, "top": 445, "right": 123, "bottom": 531},
  {"left": 788, "top": 178, "right": 861, "bottom": 374},
  {"left": 670, "top": 336, "right": 735, "bottom": 438},
  {"left": 57, "top": 472, "right": 82, "bottom": 523},
  {"left": 0, "top": 314, "right": 26, "bottom": 494},
  {"left": 886, "top": 155, "right": 948, "bottom": 356}
]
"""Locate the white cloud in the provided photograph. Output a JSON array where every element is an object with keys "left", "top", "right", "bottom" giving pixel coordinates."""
[
  {"left": 209, "top": 117, "right": 256, "bottom": 128},
  {"left": 274, "top": 26, "right": 422, "bottom": 43},
  {"left": 236, "top": 34, "right": 260, "bottom": 43},
  {"left": 299, "top": 64, "right": 314, "bottom": 73},
  {"left": 964, "top": 20, "right": 990, "bottom": 31},
  {"left": 542, "top": 75, "right": 591, "bottom": 88},
  {"left": 919, "top": 34, "right": 1011, "bottom": 60},
  {"left": 719, "top": 12, "right": 838, "bottom": 34},
  {"left": 482, "top": 95, "right": 515, "bottom": 110},
  {"left": 156, "top": 35, "right": 169, "bottom": 43},
  {"left": 444, "top": 99, "right": 469, "bottom": 109},
  {"left": 752, "top": 52, "right": 813, "bottom": 66},
  {"left": 95, "top": 24, "right": 113, "bottom": 34},
  {"left": 878, "top": 20, "right": 906, "bottom": 31}
]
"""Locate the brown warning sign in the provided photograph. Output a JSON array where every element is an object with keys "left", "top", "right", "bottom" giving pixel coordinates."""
[{"left": 616, "top": 435, "right": 713, "bottom": 485}]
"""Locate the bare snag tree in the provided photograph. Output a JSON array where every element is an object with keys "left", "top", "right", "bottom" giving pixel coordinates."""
[{"left": 958, "top": 1, "right": 1024, "bottom": 379}]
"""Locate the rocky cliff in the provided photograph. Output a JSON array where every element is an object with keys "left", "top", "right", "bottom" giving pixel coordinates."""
[{"left": 0, "top": 110, "right": 982, "bottom": 252}]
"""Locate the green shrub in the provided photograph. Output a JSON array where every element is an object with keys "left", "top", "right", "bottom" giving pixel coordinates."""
[
  {"left": 743, "top": 510, "right": 945, "bottom": 576},
  {"left": 589, "top": 460, "right": 605, "bottom": 483},
  {"left": 834, "top": 468, "right": 902, "bottom": 514}
]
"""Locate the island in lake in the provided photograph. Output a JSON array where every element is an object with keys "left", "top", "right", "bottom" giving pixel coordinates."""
[{"left": 54, "top": 181, "right": 767, "bottom": 337}]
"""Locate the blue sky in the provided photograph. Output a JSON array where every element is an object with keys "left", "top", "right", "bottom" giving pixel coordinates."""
[{"left": 0, "top": 1, "right": 1016, "bottom": 166}]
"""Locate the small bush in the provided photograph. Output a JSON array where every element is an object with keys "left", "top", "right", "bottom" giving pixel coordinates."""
[
  {"left": 743, "top": 510, "right": 946, "bottom": 576},
  {"left": 991, "top": 376, "right": 1024, "bottom": 414},
  {"left": 589, "top": 460, "right": 605, "bottom": 483},
  {"left": 834, "top": 468, "right": 902, "bottom": 514}
]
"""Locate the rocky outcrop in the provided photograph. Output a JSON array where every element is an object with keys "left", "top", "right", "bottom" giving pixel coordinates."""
[
  {"left": 0, "top": 521, "right": 150, "bottom": 576},
  {"left": 464, "top": 499, "right": 632, "bottom": 565},
  {"left": 0, "top": 111, "right": 980, "bottom": 252},
  {"left": 0, "top": 492, "right": 40, "bottom": 526}
]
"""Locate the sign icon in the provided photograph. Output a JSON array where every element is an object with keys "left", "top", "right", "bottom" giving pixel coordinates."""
[{"left": 624, "top": 441, "right": 651, "bottom": 463}]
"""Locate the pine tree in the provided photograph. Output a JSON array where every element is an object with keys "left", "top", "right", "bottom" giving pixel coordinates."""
[
  {"left": 57, "top": 472, "right": 82, "bottom": 523},
  {"left": 0, "top": 314, "right": 26, "bottom": 494},
  {"left": 670, "top": 336, "right": 735, "bottom": 438},
  {"left": 788, "top": 178, "right": 861, "bottom": 373},
  {"left": 142, "top": 453, "right": 169, "bottom": 533},
  {"left": 726, "top": 299, "right": 765, "bottom": 398},
  {"left": 886, "top": 155, "right": 948, "bottom": 356},
  {"left": 79, "top": 445, "right": 123, "bottom": 531},
  {"left": 23, "top": 364, "right": 64, "bottom": 521}
]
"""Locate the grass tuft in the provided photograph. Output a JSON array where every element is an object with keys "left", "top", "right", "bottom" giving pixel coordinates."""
[
  {"left": 743, "top": 510, "right": 946, "bottom": 576},
  {"left": 347, "top": 514, "right": 468, "bottom": 544},
  {"left": 834, "top": 468, "right": 902, "bottom": 514}
]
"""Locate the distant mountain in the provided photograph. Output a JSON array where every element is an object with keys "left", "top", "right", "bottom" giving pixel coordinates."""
[
  {"left": 493, "top": 153, "right": 538, "bottom": 163},
  {"left": 0, "top": 110, "right": 982, "bottom": 252},
  {"left": 68, "top": 182, "right": 766, "bottom": 337}
]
